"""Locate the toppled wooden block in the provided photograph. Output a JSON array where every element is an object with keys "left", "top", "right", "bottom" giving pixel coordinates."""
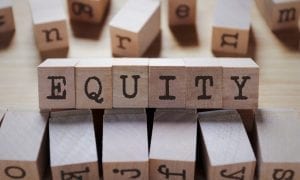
[
  {"left": 0, "top": 0, "right": 15, "bottom": 34},
  {"left": 168, "top": 0, "right": 196, "bottom": 26}
]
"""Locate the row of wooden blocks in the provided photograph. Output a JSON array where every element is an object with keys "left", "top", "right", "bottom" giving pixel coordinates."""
[
  {"left": 0, "top": 108, "right": 299, "bottom": 179},
  {"left": 38, "top": 57, "right": 259, "bottom": 110}
]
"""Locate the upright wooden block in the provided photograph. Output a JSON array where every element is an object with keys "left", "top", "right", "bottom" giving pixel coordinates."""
[
  {"left": 212, "top": 0, "right": 251, "bottom": 55},
  {"left": 185, "top": 58, "right": 222, "bottom": 109},
  {"left": 50, "top": 110, "right": 99, "bottom": 180},
  {"left": 198, "top": 110, "right": 256, "bottom": 180},
  {"left": 255, "top": 109, "right": 300, "bottom": 179},
  {"left": 38, "top": 59, "right": 78, "bottom": 109},
  {"left": 29, "top": 0, "right": 69, "bottom": 56},
  {"left": 168, "top": 0, "right": 196, "bottom": 26},
  {"left": 103, "top": 109, "right": 148, "bottom": 180},
  {"left": 109, "top": 0, "right": 161, "bottom": 57},
  {"left": 113, "top": 58, "right": 149, "bottom": 108},
  {"left": 150, "top": 109, "right": 197, "bottom": 180},
  {"left": 67, "top": 0, "right": 109, "bottom": 24},
  {"left": 0, "top": 110, "right": 49, "bottom": 180},
  {"left": 149, "top": 58, "right": 186, "bottom": 108},
  {"left": 76, "top": 59, "right": 112, "bottom": 109},
  {"left": 0, "top": 0, "right": 15, "bottom": 34},
  {"left": 220, "top": 58, "right": 259, "bottom": 109}
]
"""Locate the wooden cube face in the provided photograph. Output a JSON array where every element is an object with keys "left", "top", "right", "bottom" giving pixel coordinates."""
[
  {"left": 168, "top": 0, "right": 196, "bottom": 26},
  {"left": 209, "top": 163, "right": 255, "bottom": 180},
  {"left": 52, "top": 163, "right": 99, "bottom": 180},
  {"left": 0, "top": 6, "right": 15, "bottom": 34},
  {"left": 103, "top": 162, "right": 148, "bottom": 180}
]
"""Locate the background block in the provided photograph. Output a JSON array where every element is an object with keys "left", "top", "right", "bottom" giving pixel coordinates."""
[
  {"left": 113, "top": 58, "right": 148, "bottom": 108},
  {"left": 76, "top": 59, "right": 112, "bottom": 109},
  {"left": 102, "top": 109, "right": 148, "bottom": 180},
  {"left": 0, "top": 0, "right": 15, "bottom": 34},
  {"left": 0, "top": 110, "right": 49, "bottom": 180},
  {"left": 168, "top": 0, "right": 196, "bottom": 26},
  {"left": 198, "top": 110, "right": 256, "bottom": 180},
  {"left": 109, "top": 0, "right": 160, "bottom": 57}
]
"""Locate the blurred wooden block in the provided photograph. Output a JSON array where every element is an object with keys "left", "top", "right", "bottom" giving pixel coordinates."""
[
  {"left": 149, "top": 59, "right": 186, "bottom": 108},
  {"left": 50, "top": 110, "right": 99, "bottom": 180},
  {"left": 255, "top": 109, "right": 300, "bottom": 179},
  {"left": 113, "top": 58, "right": 149, "bottom": 108},
  {"left": 103, "top": 109, "right": 148, "bottom": 180},
  {"left": 220, "top": 58, "right": 259, "bottom": 109},
  {"left": 109, "top": 0, "right": 160, "bottom": 57},
  {"left": 185, "top": 58, "right": 222, "bottom": 109},
  {"left": 67, "top": 0, "right": 109, "bottom": 24},
  {"left": 29, "top": 0, "right": 69, "bottom": 57},
  {"left": 0, "top": 0, "right": 15, "bottom": 34},
  {"left": 76, "top": 59, "right": 112, "bottom": 109},
  {"left": 150, "top": 109, "right": 197, "bottom": 180},
  {"left": 168, "top": 0, "right": 196, "bottom": 26},
  {"left": 212, "top": 0, "right": 251, "bottom": 55},
  {"left": 38, "top": 59, "right": 78, "bottom": 109},
  {"left": 0, "top": 110, "right": 49, "bottom": 180},
  {"left": 198, "top": 110, "right": 256, "bottom": 180}
]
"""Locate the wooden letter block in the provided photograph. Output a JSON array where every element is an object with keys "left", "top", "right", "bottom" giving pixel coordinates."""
[
  {"left": 50, "top": 110, "right": 99, "bottom": 180},
  {"left": 76, "top": 59, "right": 112, "bottom": 109},
  {"left": 109, "top": 0, "right": 160, "bottom": 57},
  {"left": 185, "top": 58, "right": 222, "bottom": 109},
  {"left": 103, "top": 109, "right": 148, "bottom": 180},
  {"left": 113, "top": 58, "right": 148, "bottom": 108},
  {"left": 198, "top": 110, "right": 256, "bottom": 180},
  {"left": 212, "top": 0, "right": 251, "bottom": 55},
  {"left": 67, "top": 0, "right": 109, "bottom": 24},
  {"left": 149, "top": 58, "right": 186, "bottom": 108},
  {"left": 220, "top": 58, "right": 259, "bottom": 109},
  {"left": 38, "top": 59, "right": 78, "bottom": 109},
  {"left": 0, "top": 0, "right": 15, "bottom": 35},
  {"left": 255, "top": 109, "right": 300, "bottom": 179},
  {"left": 150, "top": 109, "right": 197, "bottom": 180},
  {"left": 29, "top": 0, "right": 69, "bottom": 57},
  {"left": 0, "top": 110, "right": 49, "bottom": 180},
  {"left": 168, "top": 0, "right": 196, "bottom": 26}
]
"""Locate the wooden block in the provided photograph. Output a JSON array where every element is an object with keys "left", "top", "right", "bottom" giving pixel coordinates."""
[
  {"left": 67, "top": 0, "right": 109, "bottom": 24},
  {"left": 102, "top": 109, "right": 148, "bottom": 180},
  {"left": 198, "top": 110, "right": 256, "bottom": 180},
  {"left": 0, "top": 0, "right": 15, "bottom": 34},
  {"left": 38, "top": 59, "right": 78, "bottom": 109},
  {"left": 76, "top": 59, "right": 112, "bottom": 109},
  {"left": 212, "top": 0, "right": 251, "bottom": 55},
  {"left": 185, "top": 58, "right": 222, "bottom": 109},
  {"left": 220, "top": 58, "right": 259, "bottom": 109},
  {"left": 168, "top": 0, "right": 196, "bottom": 26},
  {"left": 109, "top": 0, "right": 161, "bottom": 57},
  {"left": 113, "top": 58, "right": 149, "bottom": 108},
  {"left": 255, "top": 109, "right": 300, "bottom": 179},
  {"left": 0, "top": 110, "right": 49, "bottom": 180},
  {"left": 149, "top": 109, "right": 197, "bottom": 180},
  {"left": 49, "top": 110, "right": 99, "bottom": 180},
  {"left": 29, "top": 0, "right": 69, "bottom": 55},
  {"left": 149, "top": 58, "right": 186, "bottom": 108}
]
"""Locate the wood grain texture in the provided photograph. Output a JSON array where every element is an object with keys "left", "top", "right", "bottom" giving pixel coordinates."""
[
  {"left": 168, "top": 0, "right": 196, "bottom": 26},
  {"left": 0, "top": 0, "right": 15, "bottom": 34}
]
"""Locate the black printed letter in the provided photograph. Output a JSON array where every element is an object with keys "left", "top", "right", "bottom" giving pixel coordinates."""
[
  {"left": 195, "top": 76, "right": 213, "bottom": 100},
  {"left": 272, "top": 169, "right": 295, "bottom": 180},
  {"left": 116, "top": 35, "right": 131, "bottom": 49},
  {"left": 5, "top": 166, "right": 26, "bottom": 179},
  {"left": 278, "top": 8, "right": 296, "bottom": 23},
  {"left": 47, "top": 76, "right": 66, "bottom": 100},
  {"left": 231, "top": 76, "right": 251, "bottom": 100},
  {"left": 120, "top": 75, "right": 140, "bottom": 98},
  {"left": 221, "top": 33, "right": 239, "bottom": 48},
  {"left": 42, "top": 28, "right": 63, "bottom": 42},
  {"left": 84, "top": 76, "right": 103, "bottom": 103},
  {"left": 72, "top": 2, "right": 93, "bottom": 17},
  {"left": 159, "top": 76, "right": 176, "bottom": 100},
  {"left": 176, "top": 4, "right": 190, "bottom": 18}
]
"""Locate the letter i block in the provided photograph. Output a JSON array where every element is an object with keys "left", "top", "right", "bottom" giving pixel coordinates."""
[
  {"left": 212, "top": 0, "right": 251, "bottom": 55},
  {"left": 220, "top": 58, "right": 259, "bottom": 109},
  {"left": 0, "top": 0, "right": 15, "bottom": 35},
  {"left": 76, "top": 59, "right": 112, "bottom": 109},
  {"left": 185, "top": 58, "right": 222, "bottom": 109},
  {"left": 38, "top": 59, "right": 78, "bottom": 109},
  {"left": 168, "top": 0, "right": 196, "bottom": 26},
  {"left": 109, "top": 0, "right": 160, "bottom": 57},
  {"left": 112, "top": 58, "right": 148, "bottom": 108}
]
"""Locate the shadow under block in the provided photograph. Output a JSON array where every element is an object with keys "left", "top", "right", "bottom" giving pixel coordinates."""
[
  {"left": 67, "top": 0, "right": 109, "bottom": 24},
  {"left": 255, "top": 109, "right": 300, "bottom": 179},
  {"left": 0, "top": 110, "right": 49, "bottom": 180},
  {"left": 220, "top": 58, "right": 259, "bottom": 109},
  {"left": 38, "top": 59, "right": 78, "bottom": 109},
  {"left": 212, "top": 0, "right": 251, "bottom": 55},
  {"left": 102, "top": 109, "right": 148, "bottom": 180},
  {"left": 0, "top": 0, "right": 15, "bottom": 34},
  {"left": 29, "top": 0, "right": 69, "bottom": 55},
  {"left": 149, "top": 109, "right": 197, "bottom": 180},
  {"left": 49, "top": 110, "right": 99, "bottom": 180},
  {"left": 149, "top": 59, "right": 186, "bottom": 108},
  {"left": 76, "top": 59, "right": 112, "bottom": 109},
  {"left": 0, "top": 108, "right": 6, "bottom": 127},
  {"left": 109, "top": 0, "right": 161, "bottom": 57},
  {"left": 185, "top": 58, "right": 222, "bottom": 109},
  {"left": 112, "top": 58, "right": 149, "bottom": 108},
  {"left": 168, "top": 0, "right": 196, "bottom": 26},
  {"left": 198, "top": 110, "right": 256, "bottom": 180}
]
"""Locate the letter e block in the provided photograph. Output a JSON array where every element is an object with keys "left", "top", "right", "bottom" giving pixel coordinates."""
[
  {"left": 0, "top": 0, "right": 15, "bottom": 35},
  {"left": 168, "top": 0, "right": 196, "bottom": 26}
]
